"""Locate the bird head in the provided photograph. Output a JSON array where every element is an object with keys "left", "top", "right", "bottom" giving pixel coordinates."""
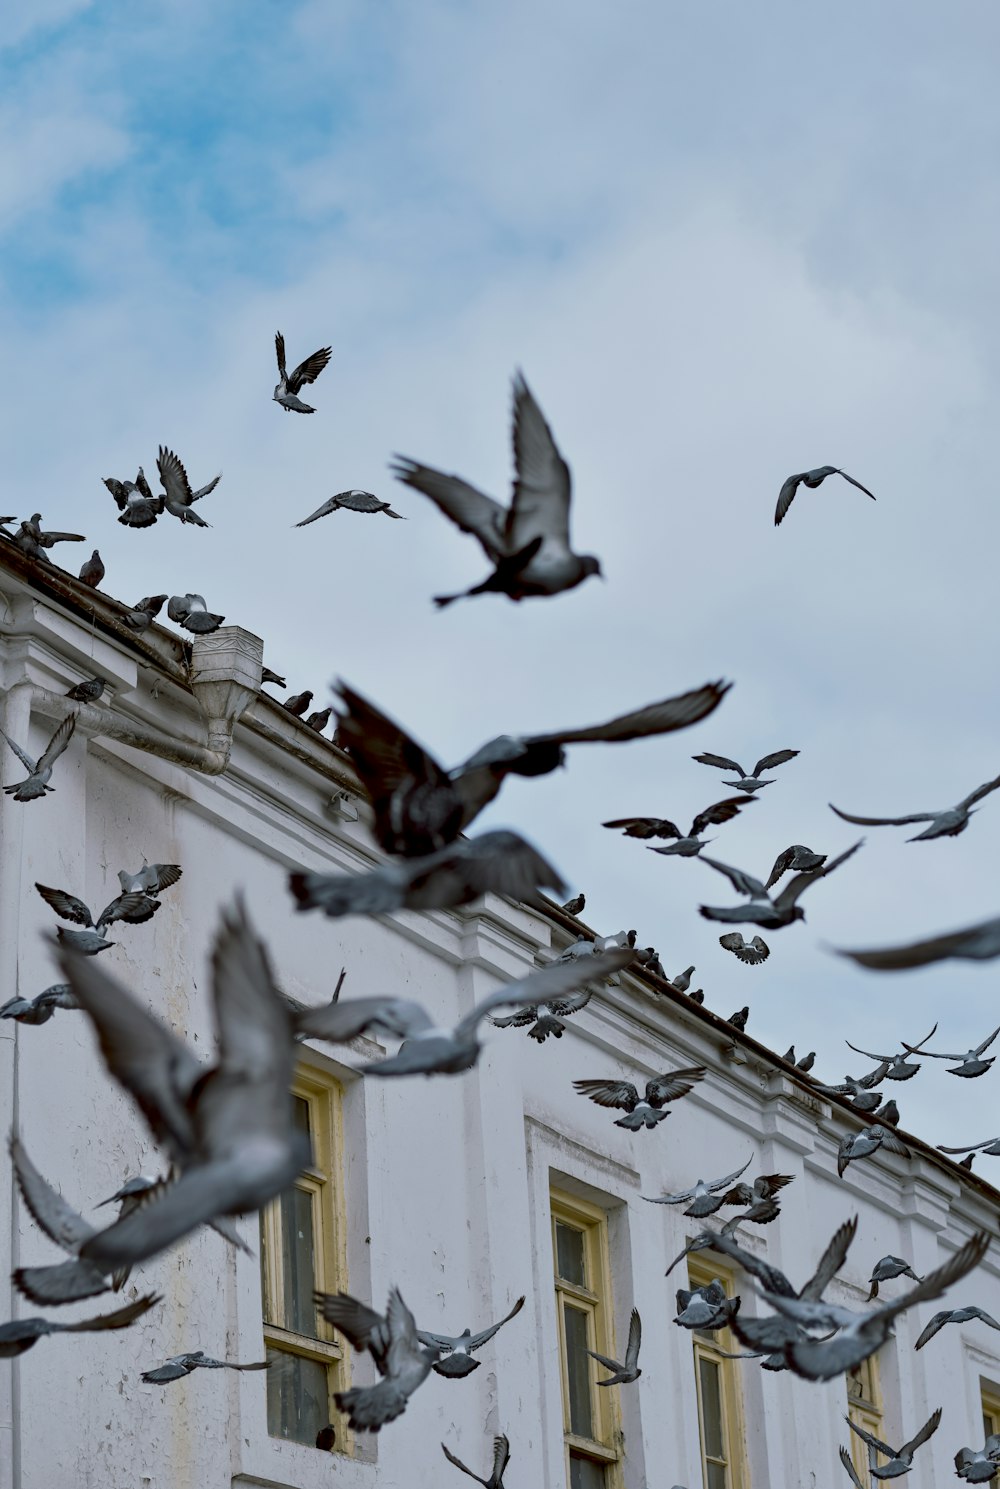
[{"left": 581, "top": 555, "right": 604, "bottom": 580}]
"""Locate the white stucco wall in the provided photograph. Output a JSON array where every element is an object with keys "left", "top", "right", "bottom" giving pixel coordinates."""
[{"left": 1, "top": 553, "right": 997, "bottom": 1489}]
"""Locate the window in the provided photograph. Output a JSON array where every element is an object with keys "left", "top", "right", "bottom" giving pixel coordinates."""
[
  {"left": 551, "top": 1191, "right": 622, "bottom": 1489},
  {"left": 687, "top": 1257, "right": 747, "bottom": 1489},
  {"left": 982, "top": 1379, "right": 1000, "bottom": 1442},
  {"left": 260, "top": 1068, "right": 346, "bottom": 1449},
  {"left": 846, "top": 1354, "right": 885, "bottom": 1487}
]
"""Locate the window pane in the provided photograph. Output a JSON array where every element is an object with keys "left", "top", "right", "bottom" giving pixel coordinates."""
[
  {"left": 563, "top": 1303, "right": 594, "bottom": 1439},
  {"left": 280, "top": 1185, "right": 318, "bottom": 1335},
  {"left": 293, "top": 1095, "right": 311, "bottom": 1137},
  {"left": 985, "top": 1409, "right": 997, "bottom": 1440},
  {"left": 266, "top": 1347, "right": 330, "bottom": 1446},
  {"left": 699, "top": 1356, "right": 726, "bottom": 1461},
  {"left": 569, "top": 1451, "right": 607, "bottom": 1489},
  {"left": 707, "top": 1463, "right": 728, "bottom": 1489},
  {"left": 556, "top": 1222, "right": 587, "bottom": 1286}
]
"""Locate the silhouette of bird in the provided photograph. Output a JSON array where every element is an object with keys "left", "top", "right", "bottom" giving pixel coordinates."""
[
  {"left": 915, "top": 1304, "right": 1000, "bottom": 1351},
  {"left": 417, "top": 1296, "right": 525, "bottom": 1377},
  {"left": 273, "top": 332, "right": 332, "bottom": 413},
  {"left": 573, "top": 1066, "right": 707, "bottom": 1130},
  {"left": 719, "top": 933, "right": 769, "bottom": 965},
  {"left": 315, "top": 1287, "right": 440, "bottom": 1430},
  {"left": 642, "top": 1157, "right": 752, "bottom": 1217},
  {"left": 104, "top": 470, "right": 164, "bottom": 528},
  {"left": 830, "top": 772, "right": 1000, "bottom": 841},
  {"left": 774, "top": 466, "right": 876, "bottom": 527},
  {"left": 866, "top": 1255, "right": 922, "bottom": 1301},
  {"left": 296, "top": 489, "right": 404, "bottom": 525},
  {"left": 838, "top": 915, "right": 1000, "bottom": 970},
  {"left": 0, "top": 1294, "right": 158, "bottom": 1357},
  {"left": 765, "top": 845, "right": 826, "bottom": 888},
  {"left": 693, "top": 749, "right": 798, "bottom": 794},
  {"left": 605, "top": 796, "right": 753, "bottom": 856},
  {"left": 1, "top": 715, "right": 76, "bottom": 802},
  {"left": 141, "top": 1350, "right": 269, "bottom": 1384},
  {"left": 157, "top": 446, "right": 220, "bottom": 527},
  {"left": 902, "top": 1024, "right": 1000, "bottom": 1078},
  {"left": 587, "top": 1307, "right": 642, "bottom": 1383},
  {"left": 699, "top": 841, "right": 863, "bottom": 930},
  {"left": 846, "top": 1407, "right": 941, "bottom": 1480},
  {"left": 442, "top": 1434, "right": 510, "bottom": 1488}
]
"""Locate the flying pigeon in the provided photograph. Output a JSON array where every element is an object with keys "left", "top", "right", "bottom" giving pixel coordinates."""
[
  {"left": 675, "top": 1282, "right": 739, "bottom": 1332},
  {"left": 901, "top": 1024, "right": 1000, "bottom": 1078},
  {"left": 915, "top": 1305, "right": 1000, "bottom": 1350},
  {"left": 866, "top": 1256, "right": 922, "bottom": 1301},
  {"left": 814, "top": 1064, "right": 890, "bottom": 1113},
  {"left": 335, "top": 679, "right": 730, "bottom": 858},
  {"left": 698, "top": 841, "right": 864, "bottom": 930},
  {"left": 65, "top": 676, "right": 107, "bottom": 704},
  {"left": 296, "top": 489, "right": 404, "bottom": 525},
  {"left": 604, "top": 795, "right": 754, "bottom": 856},
  {"left": 488, "top": 981, "right": 597, "bottom": 1043},
  {"left": 417, "top": 1296, "right": 525, "bottom": 1377},
  {"left": 273, "top": 332, "right": 332, "bottom": 413},
  {"left": 838, "top": 1445, "right": 865, "bottom": 1487},
  {"left": 442, "top": 1434, "right": 511, "bottom": 1487},
  {"left": 0, "top": 985, "right": 77, "bottom": 1025},
  {"left": 641, "top": 1157, "right": 753, "bottom": 1217},
  {"left": 955, "top": 1438, "right": 1000, "bottom": 1482},
  {"left": 765, "top": 845, "right": 826, "bottom": 888},
  {"left": 35, "top": 881, "right": 161, "bottom": 938},
  {"left": 774, "top": 466, "right": 876, "bottom": 527},
  {"left": 392, "top": 372, "right": 603, "bottom": 607},
  {"left": 297, "top": 949, "right": 633, "bottom": 1075},
  {"left": 0, "top": 1294, "right": 159, "bottom": 1358},
  {"left": 719, "top": 933, "right": 770, "bottom": 965},
  {"left": 586, "top": 1307, "right": 642, "bottom": 1383},
  {"left": 104, "top": 470, "right": 164, "bottom": 528},
  {"left": 167, "top": 594, "right": 225, "bottom": 634},
  {"left": 720, "top": 1174, "right": 794, "bottom": 1209},
  {"left": 141, "top": 1350, "right": 269, "bottom": 1384},
  {"left": 122, "top": 594, "right": 168, "bottom": 631},
  {"left": 844, "top": 1024, "right": 938, "bottom": 1081},
  {"left": 289, "top": 829, "right": 567, "bottom": 921},
  {"left": 117, "top": 860, "right": 182, "bottom": 896},
  {"left": 573, "top": 1065, "right": 707, "bottom": 1130},
  {"left": 78, "top": 550, "right": 105, "bottom": 588},
  {"left": 15, "top": 899, "right": 306, "bottom": 1303},
  {"left": 845, "top": 1407, "right": 941, "bottom": 1480},
  {"left": 1, "top": 715, "right": 76, "bottom": 802},
  {"left": 838, "top": 915, "right": 1000, "bottom": 970},
  {"left": 830, "top": 772, "right": 1000, "bottom": 841},
  {"left": 837, "top": 1124, "right": 911, "bottom": 1177},
  {"left": 156, "top": 446, "right": 220, "bottom": 527},
  {"left": 692, "top": 749, "right": 799, "bottom": 794},
  {"left": 315, "top": 1287, "right": 440, "bottom": 1430},
  {"left": 663, "top": 1203, "right": 784, "bottom": 1278},
  {"left": 12, "top": 515, "right": 87, "bottom": 561}
]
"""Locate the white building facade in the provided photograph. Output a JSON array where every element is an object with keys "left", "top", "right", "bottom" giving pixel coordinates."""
[{"left": 0, "top": 544, "right": 997, "bottom": 1489}]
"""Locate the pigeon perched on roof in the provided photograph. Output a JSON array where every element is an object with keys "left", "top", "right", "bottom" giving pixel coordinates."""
[
  {"left": 837, "top": 1124, "right": 910, "bottom": 1177},
  {"left": 846, "top": 1407, "right": 941, "bottom": 1480},
  {"left": 122, "top": 594, "right": 168, "bottom": 631},
  {"left": 0, "top": 1294, "right": 158, "bottom": 1358},
  {"left": 699, "top": 841, "right": 864, "bottom": 930},
  {"left": 290, "top": 828, "right": 567, "bottom": 921},
  {"left": 273, "top": 332, "right": 332, "bottom": 413},
  {"left": 1, "top": 714, "right": 76, "bottom": 802},
  {"left": 141, "top": 1350, "right": 269, "bottom": 1384},
  {"left": 728, "top": 1006, "right": 750, "bottom": 1031},
  {"left": 561, "top": 892, "right": 585, "bottom": 916},
  {"left": 866, "top": 1256, "right": 922, "bottom": 1301},
  {"left": 12, "top": 515, "right": 87, "bottom": 561},
  {"left": 167, "top": 594, "right": 225, "bottom": 634},
  {"left": 35, "top": 881, "right": 161, "bottom": 936},
  {"left": 719, "top": 933, "right": 769, "bottom": 965},
  {"left": 844, "top": 1024, "right": 938, "bottom": 1081},
  {"left": 765, "top": 845, "right": 827, "bottom": 888},
  {"left": 587, "top": 1307, "right": 642, "bottom": 1383},
  {"left": 880, "top": 1100, "right": 901, "bottom": 1127},
  {"left": 104, "top": 470, "right": 164, "bottom": 528},
  {"left": 838, "top": 915, "right": 1000, "bottom": 970},
  {"left": 157, "top": 446, "right": 220, "bottom": 527},
  {"left": 335, "top": 679, "right": 730, "bottom": 858},
  {"left": 417, "top": 1296, "right": 525, "bottom": 1377},
  {"left": 296, "top": 489, "right": 404, "bottom": 525},
  {"left": 283, "top": 690, "right": 313, "bottom": 716},
  {"left": 749, "top": 1229, "right": 989, "bottom": 1379},
  {"left": 830, "top": 772, "right": 1000, "bottom": 842},
  {"left": 692, "top": 749, "right": 799, "bottom": 794},
  {"left": 78, "top": 550, "right": 105, "bottom": 588},
  {"left": 392, "top": 372, "right": 603, "bottom": 607},
  {"left": 298, "top": 950, "right": 633, "bottom": 1075},
  {"left": 675, "top": 1282, "right": 740, "bottom": 1332},
  {"left": 605, "top": 796, "right": 753, "bottom": 856},
  {"left": 915, "top": 1304, "right": 1000, "bottom": 1350},
  {"left": 65, "top": 676, "right": 107, "bottom": 704},
  {"left": 670, "top": 965, "right": 696, "bottom": 992},
  {"left": 305, "top": 707, "right": 333, "bottom": 732},
  {"left": 442, "top": 1434, "right": 511, "bottom": 1487},
  {"left": 642, "top": 1157, "right": 753, "bottom": 1217},
  {"left": 261, "top": 667, "right": 286, "bottom": 688},
  {"left": 117, "top": 860, "right": 182, "bottom": 896},
  {"left": 315, "top": 1287, "right": 440, "bottom": 1430},
  {"left": 902, "top": 1024, "right": 1000, "bottom": 1078},
  {"left": 0, "top": 985, "right": 77, "bottom": 1025},
  {"left": 774, "top": 466, "right": 876, "bottom": 527},
  {"left": 955, "top": 1437, "right": 1000, "bottom": 1482},
  {"left": 15, "top": 899, "right": 306, "bottom": 1303},
  {"left": 573, "top": 1066, "right": 707, "bottom": 1130}
]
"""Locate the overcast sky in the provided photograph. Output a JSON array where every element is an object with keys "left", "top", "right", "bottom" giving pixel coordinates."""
[{"left": 4, "top": 1, "right": 1000, "bottom": 1153}]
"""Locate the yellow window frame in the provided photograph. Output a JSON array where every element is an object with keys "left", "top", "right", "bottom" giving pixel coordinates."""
[
  {"left": 981, "top": 1377, "right": 1000, "bottom": 1442},
  {"left": 687, "top": 1255, "right": 748, "bottom": 1489},
  {"left": 551, "top": 1190, "right": 623, "bottom": 1488},
  {"left": 846, "top": 1352, "right": 885, "bottom": 1487},
  {"left": 259, "top": 1064, "right": 349, "bottom": 1452}
]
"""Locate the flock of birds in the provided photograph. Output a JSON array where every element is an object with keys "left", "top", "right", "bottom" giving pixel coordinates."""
[{"left": 1, "top": 349, "right": 998, "bottom": 1483}]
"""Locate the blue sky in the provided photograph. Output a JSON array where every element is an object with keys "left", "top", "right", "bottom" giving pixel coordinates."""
[{"left": 4, "top": 1, "right": 1000, "bottom": 1154}]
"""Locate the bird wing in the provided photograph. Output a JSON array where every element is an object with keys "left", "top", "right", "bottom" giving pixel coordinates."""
[
  {"left": 752, "top": 749, "right": 798, "bottom": 776},
  {"left": 95, "top": 892, "right": 160, "bottom": 931},
  {"left": 838, "top": 1445, "right": 865, "bottom": 1488},
  {"left": 704, "top": 1156, "right": 754, "bottom": 1193},
  {"left": 573, "top": 1078, "right": 639, "bottom": 1112},
  {"left": 10, "top": 1136, "right": 95, "bottom": 1252},
  {"left": 645, "top": 1066, "right": 707, "bottom": 1106},
  {"left": 765, "top": 847, "right": 795, "bottom": 890},
  {"left": 899, "top": 1407, "right": 942, "bottom": 1460},
  {"left": 334, "top": 683, "right": 454, "bottom": 853},
  {"left": 503, "top": 372, "right": 572, "bottom": 554},
  {"left": 584, "top": 1347, "right": 622, "bottom": 1371},
  {"left": 602, "top": 816, "right": 682, "bottom": 838},
  {"left": 753, "top": 1173, "right": 794, "bottom": 1198},
  {"left": 774, "top": 473, "right": 804, "bottom": 526},
  {"left": 295, "top": 497, "right": 338, "bottom": 527},
  {"left": 773, "top": 839, "right": 863, "bottom": 910},
  {"left": 274, "top": 332, "right": 288, "bottom": 380},
  {"left": 287, "top": 345, "right": 332, "bottom": 393},
  {"left": 846, "top": 1417, "right": 896, "bottom": 1460},
  {"left": 913, "top": 1311, "right": 950, "bottom": 1349},
  {"left": 0, "top": 726, "right": 37, "bottom": 773},
  {"left": 623, "top": 1307, "right": 641, "bottom": 1369},
  {"left": 698, "top": 856, "right": 768, "bottom": 898},
  {"left": 692, "top": 751, "right": 746, "bottom": 774},
  {"left": 547, "top": 988, "right": 595, "bottom": 1017},
  {"left": 876, "top": 1232, "right": 991, "bottom": 1328},
  {"left": 801, "top": 1216, "right": 858, "bottom": 1301},
  {"left": 466, "top": 1294, "right": 525, "bottom": 1351},
  {"left": 488, "top": 1006, "right": 539, "bottom": 1029},
  {"left": 837, "top": 917, "right": 1000, "bottom": 971},
  {"left": 491, "top": 1435, "right": 511, "bottom": 1484},
  {"left": 390, "top": 456, "right": 507, "bottom": 561},
  {"left": 315, "top": 1291, "right": 391, "bottom": 1367},
  {"left": 35, "top": 883, "right": 93, "bottom": 926},
  {"left": 958, "top": 773, "right": 1000, "bottom": 810},
  {"left": 976, "top": 1024, "right": 1000, "bottom": 1056},
  {"left": 411, "top": 829, "right": 566, "bottom": 906},
  {"left": 719, "top": 933, "right": 747, "bottom": 952},
  {"left": 60, "top": 1293, "right": 160, "bottom": 1335},
  {"left": 937, "top": 1138, "right": 999, "bottom": 1154},
  {"left": 837, "top": 469, "right": 877, "bottom": 501},
  {"left": 845, "top": 1041, "right": 891, "bottom": 1062},
  {"left": 829, "top": 802, "right": 935, "bottom": 827},
  {"left": 970, "top": 1307, "right": 1000, "bottom": 1330},
  {"left": 691, "top": 796, "right": 754, "bottom": 837},
  {"left": 167, "top": 596, "right": 191, "bottom": 622},
  {"left": 385, "top": 1287, "right": 425, "bottom": 1377},
  {"left": 36, "top": 715, "right": 76, "bottom": 774},
  {"left": 454, "top": 949, "right": 634, "bottom": 1040},
  {"left": 857, "top": 1060, "right": 891, "bottom": 1090},
  {"left": 191, "top": 474, "right": 220, "bottom": 502},
  {"left": 531, "top": 681, "right": 730, "bottom": 748},
  {"left": 157, "top": 446, "right": 194, "bottom": 506},
  {"left": 442, "top": 1443, "right": 488, "bottom": 1486},
  {"left": 710, "top": 1231, "right": 795, "bottom": 1296},
  {"left": 103, "top": 478, "right": 129, "bottom": 511}
]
